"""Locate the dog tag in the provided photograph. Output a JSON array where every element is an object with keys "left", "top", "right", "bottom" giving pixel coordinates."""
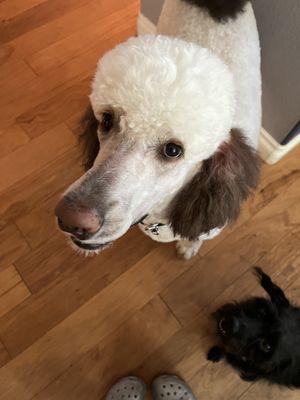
[{"left": 145, "top": 222, "right": 164, "bottom": 236}]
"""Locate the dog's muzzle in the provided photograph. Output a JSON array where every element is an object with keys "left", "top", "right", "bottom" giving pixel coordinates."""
[
  {"left": 71, "top": 236, "right": 112, "bottom": 251},
  {"left": 71, "top": 237, "right": 103, "bottom": 250},
  {"left": 218, "top": 316, "right": 240, "bottom": 337}
]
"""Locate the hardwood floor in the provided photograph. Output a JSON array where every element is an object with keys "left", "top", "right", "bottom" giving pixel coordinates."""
[{"left": 0, "top": 1, "right": 299, "bottom": 399}]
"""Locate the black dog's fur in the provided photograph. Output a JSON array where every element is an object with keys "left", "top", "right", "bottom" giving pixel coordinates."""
[
  {"left": 182, "top": 0, "right": 249, "bottom": 22},
  {"left": 207, "top": 268, "right": 300, "bottom": 387}
]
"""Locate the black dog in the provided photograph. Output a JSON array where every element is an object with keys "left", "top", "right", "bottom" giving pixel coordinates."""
[{"left": 207, "top": 267, "right": 300, "bottom": 387}]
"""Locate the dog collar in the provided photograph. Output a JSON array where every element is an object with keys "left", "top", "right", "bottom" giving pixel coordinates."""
[
  {"left": 132, "top": 214, "right": 166, "bottom": 236},
  {"left": 141, "top": 221, "right": 165, "bottom": 236}
]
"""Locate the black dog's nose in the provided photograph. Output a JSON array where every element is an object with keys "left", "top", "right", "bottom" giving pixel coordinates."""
[{"left": 219, "top": 316, "right": 239, "bottom": 335}]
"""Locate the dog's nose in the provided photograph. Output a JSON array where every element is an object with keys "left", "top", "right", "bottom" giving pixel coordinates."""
[
  {"left": 55, "top": 198, "right": 101, "bottom": 240},
  {"left": 219, "top": 315, "right": 239, "bottom": 336}
]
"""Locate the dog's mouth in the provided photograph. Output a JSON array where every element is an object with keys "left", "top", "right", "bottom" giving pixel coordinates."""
[
  {"left": 69, "top": 215, "right": 147, "bottom": 253},
  {"left": 71, "top": 236, "right": 112, "bottom": 251}
]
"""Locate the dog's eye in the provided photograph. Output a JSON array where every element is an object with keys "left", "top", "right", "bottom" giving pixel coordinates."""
[
  {"left": 260, "top": 338, "right": 272, "bottom": 353},
  {"left": 162, "top": 142, "right": 183, "bottom": 159},
  {"left": 100, "top": 112, "right": 114, "bottom": 133}
]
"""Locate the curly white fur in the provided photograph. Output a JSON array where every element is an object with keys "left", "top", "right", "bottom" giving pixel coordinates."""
[
  {"left": 91, "top": 35, "right": 236, "bottom": 161},
  {"left": 158, "top": 0, "right": 261, "bottom": 148}
]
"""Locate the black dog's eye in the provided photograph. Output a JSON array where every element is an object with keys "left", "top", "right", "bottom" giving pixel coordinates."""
[
  {"left": 100, "top": 112, "right": 114, "bottom": 133},
  {"left": 260, "top": 338, "right": 272, "bottom": 353},
  {"left": 162, "top": 142, "right": 183, "bottom": 159}
]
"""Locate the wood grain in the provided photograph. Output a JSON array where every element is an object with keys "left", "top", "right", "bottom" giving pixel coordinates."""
[
  {"left": 26, "top": 2, "right": 139, "bottom": 75},
  {"left": 161, "top": 177, "right": 300, "bottom": 325},
  {"left": 16, "top": 77, "right": 91, "bottom": 138},
  {"left": 0, "top": 245, "right": 192, "bottom": 400},
  {"left": 0, "top": 341, "right": 10, "bottom": 368},
  {"left": 0, "top": 265, "right": 22, "bottom": 297},
  {"left": 33, "top": 297, "right": 180, "bottom": 400},
  {"left": 206, "top": 233, "right": 300, "bottom": 315},
  {"left": 0, "top": 0, "right": 136, "bottom": 62},
  {"left": 0, "top": 228, "right": 157, "bottom": 356},
  {"left": 0, "top": 124, "right": 76, "bottom": 192},
  {"left": 0, "top": 0, "right": 89, "bottom": 44},
  {"left": 0, "top": 26, "right": 136, "bottom": 128},
  {"left": 0, "top": 0, "right": 47, "bottom": 20},
  {"left": 0, "top": 125, "right": 29, "bottom": 159},
  {"left": 0, "top": 147, "right": 82, "bottom": 225},
  {"left": 0, "top": 59, "right": 36, "bottom": 91},
  {"left": 0, "top": 281, "right": 30, "bottom": 318},
  {"left": 15, "top": 192, "right": 65, "bottom": 249},
  {"left": 0, "top": 224, "right": 30, "bottom": 269}
]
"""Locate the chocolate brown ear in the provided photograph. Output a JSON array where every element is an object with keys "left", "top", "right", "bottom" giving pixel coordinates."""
[
  {"left": 168, "top": 129, "right": 260, "bottom": 241},
  {"left": 79, "top": 105, "right": 100, "bottom": 171}
]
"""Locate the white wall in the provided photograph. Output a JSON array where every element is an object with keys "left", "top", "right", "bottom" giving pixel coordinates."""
[
  {"left": 252, "top": 0, "right": 300, "bottom": 143},
  {"left": 140, "top": 0, "right": 300, "bottom": 143}
]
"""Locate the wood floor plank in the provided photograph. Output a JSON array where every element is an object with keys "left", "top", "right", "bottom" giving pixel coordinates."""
[
  {"left": 206, "top": 232, "right": 300, "bottom": 315},
  {"left": 16, "top": 77, "right": 91, "bottom": 139},
  {"left": 15, "top": 192, "right": 64, "bottom": 249},
  {"left": 26, "top": 2, "right": 139, "bottom": 75},
  {"left": 0, "top": 26, "right": 136, "bottom": 128},
  {"left": 0, "top": 124, "right": 76, "bottom": 193},
  {"left": 15, "top": 223, "right": 156, "bottom": 293},
  {"left": 239, "top": 383, "right": 300, "bottom": 400},
  {"left": 0, "top": 59, "right": 36, "bottom": 89},
  {"left": 161, "top": 239, "right": 251, "bottom": 326},
  {"left": 134, "top": 315, "right": 212, "bottom": 382},
  {"left": 0, "top": 124, "right": 29, "bottom": 159},
  {"left": 161, "top": 177, "right": 300, "bottom": 325},
  {"left": 0, "top": 0, "right": 136, "bottom": 63},
  {"left": 135, "top": 315, "right": 250, "bottom": 400},
  {"left": 33, "top": 296, "right": 180, "bottom": 400},
  {"left": 0, "top": 341, "right": 10, "bottom": 368},
  {"left": 0, "top": 281, "right": 30, "bottom": 318},
  {"left": 0, "top": 0, "right": 90, "bottom": 45},
  {"left": 0, "top": 245, "right": 193, "bottom": 400},
  {"left": 0, "top": 265, "right": 22, "bottom": 297},
  {"left": 0, "top": 147, "right": 82, "bottom": 226},
  {"left": 0, "top": 228, "right": 156, "bottom": 356},
  {"left": 187, "top": 358, "right": 251, "bottom": 400},
  {"left": 247, "top": 146, "right": 300, "bottom": 217},
  {"left": 0, "top": 0, "right": 48, "bottom": 21},
  {"left": 0, "top": 224, "right": 30, "bottom": 269}
]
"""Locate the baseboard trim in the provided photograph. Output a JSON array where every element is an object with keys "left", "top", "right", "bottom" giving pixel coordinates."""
[
  {"left": 258, "top": 128, "right": 300, "bottom": 164},
  {"left": 137, "top": 13, "right": 299, "bottom": 164},
  {"left": 137, "top": 13, "right": 156, "bottom": 36}
]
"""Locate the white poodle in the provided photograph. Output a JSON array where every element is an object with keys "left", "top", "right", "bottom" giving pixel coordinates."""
[{"left": 55, "top": 0, "right": 261, "bottom": 259}]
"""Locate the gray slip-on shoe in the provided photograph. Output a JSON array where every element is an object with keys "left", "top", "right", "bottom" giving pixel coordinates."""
[
  {"left": 151, "top": 375, "right": 196, "bottom": 400},
  {"left": 106, "top": 376, "right": 147, "bottom": 400}
]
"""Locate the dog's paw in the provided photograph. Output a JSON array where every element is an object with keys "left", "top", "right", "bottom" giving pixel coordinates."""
[
  {"left": 253, "top": 266, "right": 267, "bottom": 282},
  {"left": 207, "top": 346, "right": 223, "bottom": 363},
  {"left": 176, "top": 240, "right": 202, "bottom": 260}
]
